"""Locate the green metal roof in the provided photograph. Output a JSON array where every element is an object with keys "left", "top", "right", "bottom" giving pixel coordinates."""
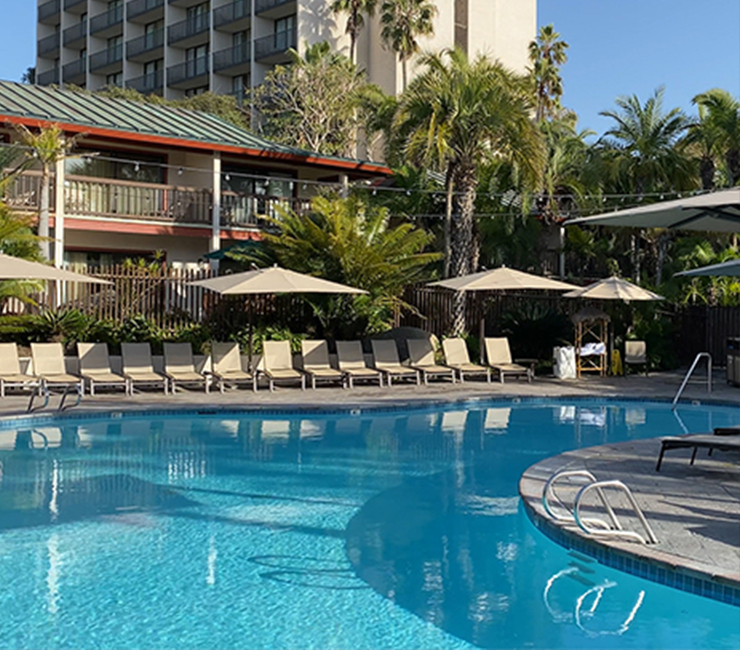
[{"left": 0, "top": 80, "right": 389, "bottom": 174}]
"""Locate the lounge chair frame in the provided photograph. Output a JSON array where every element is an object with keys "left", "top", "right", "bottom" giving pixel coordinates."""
[
  {"left": 336, "top": 341, "right": 383, "bottom": 388},
  {"left": 122, "top": 343, "right": 169, "bottom": 394},
  {"left": 209, "top": 342, "right": 256, "bottom": 392},
  {"left": 442, "top": 338, "right": 491, "bottom": 383},
  {"left": 301, "top": 340, "right": 347, "bottom": 389},
  {"left": 406, "top": 339, "right": 455, "bottom": 385},
  {"left": 484, "top": 337, "right": 532, "bottom": 384},
  {"left": 0, "top": 343, "right": 40, "bottom": 397},
  {"left": 30, "top": 342, "right": 85, "bottom": 399},
  {"left": 77, "top": 342, "right": 131, "bottom": 396},
  {"left": 656, "top": 431, "right": 740, "bottom": 471},
  {"left": 164, "top": 343, "right": 210, "bottom": 393},
  {"left": 262, "top": 341, "right": 306, "bottom": 391},
  {"left": 370, "top": 340, "right": 420, "bottom": 386}
]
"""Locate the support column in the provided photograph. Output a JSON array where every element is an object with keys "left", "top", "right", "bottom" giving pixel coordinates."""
[
  {"left": 339, "top": 173, "right": 349, "bottom": 198},
  {"left": 53, "top": 152, "right": 65, "bottom": 269},
  {"left": 211, "top": 151, "right": 221, "bottom": 271}
]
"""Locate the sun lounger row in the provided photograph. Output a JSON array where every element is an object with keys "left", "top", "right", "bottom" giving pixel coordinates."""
[{"left": 0, "top": 336, "right": 530, "bottom": 396}]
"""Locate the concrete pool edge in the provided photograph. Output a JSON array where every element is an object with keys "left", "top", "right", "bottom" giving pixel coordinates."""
[{"left": 519, "top": 441, "right": 740, "bottom": 608}]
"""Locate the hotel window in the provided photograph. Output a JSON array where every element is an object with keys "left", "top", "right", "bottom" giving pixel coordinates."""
[
  {"left": 187, "top": 3, "right": 209, "bottom": 31},
  {"left": 232, "top": 74, "right": 249, "bottom": 103},
  {"left": 106, "top": 72, "right": 123, "bottom": 86},
  {"left": 186, "top": 44, "right": 208, "bottom": 76}
]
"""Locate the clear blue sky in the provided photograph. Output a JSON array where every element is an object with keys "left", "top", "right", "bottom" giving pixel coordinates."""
[{"left": 0, "top": 0, "right": 737, "bottom": 136}]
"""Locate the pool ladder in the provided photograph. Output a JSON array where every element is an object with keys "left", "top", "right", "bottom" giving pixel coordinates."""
[
  {"left": 671, "top": 352, "right": 712, "bottom": 410},
  {"left": 543, "top": 470, "right": 658, "bottom": 545},
  {"left": 27, "top": 382, "right": 82, "bottom": 413}
]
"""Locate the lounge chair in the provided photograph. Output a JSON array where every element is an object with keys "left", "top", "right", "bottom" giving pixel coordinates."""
[
  {"left": 484, "top": 337, "right": 532, "bottom": 383},
  {"left": 656, "top": 432, "right": 740, "bottom": 471},
  {"left": 77, "top": 342, "right": 130, "bottom": 396},
  {"left": 209, "top": 342, "right": 256, "bottom": 392},
  {"left": 262, "top": 341, "right": 305, "bottom": 391},
  {"left": 336, "top": 341, "right": 383, "bottom": 388},
  {"left": 301, "top": 340, "right": 346, "bottom": 389},
  {"left": 164, "top": 343, "right": 210, "bottom": 393},
  {"left": 370, "top": 340, "right": 420, "bottom": 386},
  {"left": 121, "top": 343, "right": 169, "bottom": 394},
  {"left": 442, "top": 338, "right": 491, "bottom": 383},
  {"left": 0, "top": 343, "right": 40, "bottom": 397},
  {"left": 625, "top": 340, "right": 648, "bottom": 375},
  {"left": 30, "top": 343, "right": 84, "bottom": 395},
  {"left": 407, "top": 339, "right": 455, "bottom": 385}
]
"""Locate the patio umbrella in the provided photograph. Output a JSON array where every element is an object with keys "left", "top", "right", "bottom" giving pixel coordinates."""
[
  {"left": 675, "top": 259, "right": 740, "bottom": 277},
  {"left": 190, "top": 265, "right": 366, "bottom": 369},
  {"left": 563, "top": 277, "right": 664, "bottom": 302},
  {"left": 429, "top": 266, "right": 580, "bottom": 362},
  {"left": 0, "top": 253, "right": 111, "bottom": 283},
  {"left": 564, "top": 187, "right": 740, "bottom": 233}
]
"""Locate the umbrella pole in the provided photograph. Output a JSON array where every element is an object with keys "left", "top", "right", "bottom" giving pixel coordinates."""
[
  {"left": 248, "top": 296, "right": 254, "bottom": 374},
  {"left": 479, "top": 316, "right": 485, "bottom": 364}
]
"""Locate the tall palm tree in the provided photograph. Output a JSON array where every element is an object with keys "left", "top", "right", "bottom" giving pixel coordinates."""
[
  {"left": 330, "top": 0, "right": 378, "bottom": 64},
  {"left": 683, "top": 100, "right": 725, "bottom": 190},
  {"left": 528, "top": 24, "right": 569, "bottom": 122},
  {"left": 379, "top": 0, "right": 437, "bottom": 91},
  {"left": 692, "top": 88, "right": 740, "bottom": 186},
  {"left": 394, "top": 48, "right": 545, "bottom": 333},
  {"left": 13, "top": 124, "right": 80, "bottom": 260}
]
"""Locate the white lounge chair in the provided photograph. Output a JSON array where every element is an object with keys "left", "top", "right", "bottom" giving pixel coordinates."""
[
  {"left": 164, "top": 343, "right": 210, "bottom": 393},
  {"left": 407, "top": 339, "right": 455, "bottom": 385},
  {"left": 442, "top": 338, "right": 491, "bottom": 383},
  {"left": 484, "top": 337, "right": 532, "bottom": 383},
  {"left": 262, "top": 341, "right": 305, "bottom": 391},
  {"left": 77, "top": 342, "right": 130, "bottom": 395},
  {"left": 209, "top": 342, "right": 256, "bottom": 392},
  {"left": 30, "top": 343, "right": 84, "bottom": 395},
  {"left": 625, "top": 340, "right": 648, "bottom": 375},
  {"left": 301, "top": 340, "right": 346, "bottom": 389},
  {"left": 370, "top": 340, "right": 420, "bottom": 386},
  {"left": 0, "top": 343, "right": 39, "bottom": 397},
  {"left": 121, "top": 343, "right": 169, "bottom": 394},
  {"left": 336, "top": 341, "right": 383, "bottom": 388}
]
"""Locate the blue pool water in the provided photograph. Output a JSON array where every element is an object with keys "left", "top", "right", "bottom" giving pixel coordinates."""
[{"left": 0, "top": 399, "right": 737, "bottom": 649}]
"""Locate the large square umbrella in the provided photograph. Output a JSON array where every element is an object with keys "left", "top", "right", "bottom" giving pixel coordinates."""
[
  {"left": 190, "top": 265, "right": 366, "bottom": 370},
  {"left": 675, "top": 259, "right": 740, "bottom": 277}
]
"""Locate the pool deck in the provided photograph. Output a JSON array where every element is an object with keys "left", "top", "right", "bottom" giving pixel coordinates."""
[{"left": 0, "top": 370, "right": 738, "bottom": 603}]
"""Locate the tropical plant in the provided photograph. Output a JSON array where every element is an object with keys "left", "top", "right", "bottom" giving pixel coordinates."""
[
  {"left": 692, "top": 88, "right": 740, "bottom": 186},
  {"left": 330, "top": 0, "right": 378, "bottom": 64},
  {"left": 527, "top": 23, "right": 569, "bottom": 122},
  {"left": 379, "top": 0, "right": 437, "bottom": 91},
  {"left": 393, "top": 48, "right": 545, "bottom": 333}
]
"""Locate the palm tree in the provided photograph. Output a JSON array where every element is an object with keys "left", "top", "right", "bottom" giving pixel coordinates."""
[
  {"left": 393, "top": 48, "right": 544, "bottom": 333},
  {"left": 692, "top": 88, "right": 740, "bottom": 186},
  {"left": 13, "top": 124, "right": 80, "bottom": 260},
  {"left": 683, "top": 101, "right": 725, "bottom": 190},
  {"left": 528, "top": 24, "right": 569, "bottom": 122},
  {"left": 330, "top": 0, "right": 378, "bottom": 64},
  {"left": 379, "top": 0, "right": 437, "bottom": 91}
]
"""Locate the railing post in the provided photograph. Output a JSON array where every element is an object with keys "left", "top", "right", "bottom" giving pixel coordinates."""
[
  {"left": 54, "top": 150, "right": 66, "bottom": 269},
  {"left": 211, "top": 151, "right": 221, "bottom": 270}
]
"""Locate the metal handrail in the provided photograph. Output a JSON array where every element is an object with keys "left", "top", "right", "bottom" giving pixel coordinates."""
[
  {"left": 574, "top": 480, "right": 658, "bottom": 544},
  {"left": 672, "top": 352, "right": 712, "bottom": 410},
  {"left": 27, "top": 384, "right": 49, "bottom": 413},
  {"left": 542, "top": 470, "right": 615, "bottom": 530}
]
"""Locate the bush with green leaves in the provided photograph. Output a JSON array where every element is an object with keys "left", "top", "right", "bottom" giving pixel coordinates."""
[{"left": 499, "top": 302, "right": 571, "bottom": 361}]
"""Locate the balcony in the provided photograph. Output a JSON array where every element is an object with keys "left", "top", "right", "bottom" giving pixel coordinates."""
[
  {"left": 89, "top": 45, "right": 124, "bottom": 72},
  {"left": 126, "top": 29, "right": 164, "bottom": 60},
  {"left": 63, "top": 0, "right": 87, "bottom": 13},
  {"left": 167, "top": 15, "right": 210, "bottom": 46},
  {"left": 127, "top": 70, "right": 164, "bottom": 94},
  {"left": 167, "top": 56, "right": 209, "bottom": 87},
  {"left": 63, "top": 20, "right": 87, "bottom": 47},
  {"left": 37, "top": 67, "right": 60, "bottom": 86},
  {"left": 213, "top": 44, "right": 250, "bottom": 73},
  {"left": 89, "top": 6, "right": 124, "bottom": 36},
  {"left": 38, "top": 0, "right": 61, "bottom": 24},
  {"left": 254, "top": 0, "right": 295, "bottom": 18},
  {"left": 222, "top": 192, "right": 308, "bottom": 227},
  {"left": 254, "top": 28, "right": 296, "bottom": 63},
  {"left": 213, "top": 0, "right": 251, "bottom": 31},
  {"left": 126, "top": 0, "right": 164, "bottom": 21},
  {"left": 37, "top": 33, "right": 60, "bottom": 57},
  {"left": 62, "top": 58, "right": 86, "bottom": 84}
]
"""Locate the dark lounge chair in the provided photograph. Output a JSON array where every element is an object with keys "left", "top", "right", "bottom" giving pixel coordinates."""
[{"left": 656, "top": 431, "right": 740, "bottom": 471}]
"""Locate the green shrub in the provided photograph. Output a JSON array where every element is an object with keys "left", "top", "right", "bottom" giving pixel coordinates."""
[
  {"left": 499, "top": 302, "right": 572, "bottom": 361},
  {"left": 169, "top": 323, "right": 212, "bottom": 354},
  {"left": 630, "top": 312, "right": 678, "bottom": 371}
]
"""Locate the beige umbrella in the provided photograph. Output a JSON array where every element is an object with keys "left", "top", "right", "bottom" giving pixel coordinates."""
[
  {"left": 429, "top": 266, "right": 579, "bottom": 362},
  {"left": 190, "top": 265, "right": 366, "bottom": 369},
  {"left": 563, "top": 276, "right": 664, "bottom": 301},
  {"left": 565, "top": 187, "right": 740, "bottom": 233},
  {"left": 0, "top": 253, "right": 111, "bottom": 283}
]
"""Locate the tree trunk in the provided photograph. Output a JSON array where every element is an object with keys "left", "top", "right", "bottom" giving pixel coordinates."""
[
  {"left": 449, "top": 163, "right": 478, "bottom": 336},
  {"left": 38, "top": 164, "right": 51, "bottom": 260},
  {"left": 727, "top": 148, "right": 740, "bottom": 186},
  {"left": 655, "top": 231, "right": 670, "bottom": 285},
  {"left": 401, "top": 58, "right": 407, "bottom": 92},
  {"left": 700, "top": 156, "right": 715, "bottom": 190},
  {"left": 443, "top": 163, "right": 454, "bottom": 279}
]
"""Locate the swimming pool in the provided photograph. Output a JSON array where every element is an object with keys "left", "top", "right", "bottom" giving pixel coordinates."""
[{"left": 0, "top": 398, "right": 737, "bottom": 649}]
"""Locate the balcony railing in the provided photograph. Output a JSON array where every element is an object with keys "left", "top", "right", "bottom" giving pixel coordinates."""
[
  {"left": 213, "top": 44, "right": 250, "bottom": 71},
  {"left": 89, "top": 45, "right": 124, "bottom": 71},
  {"left": 37, "top": 67, "right": 60, "bottom": 86},
  {"left": 38, "top": 0, "right": 61, "bottom": 23},
  {"left": 63, "top": 20, "right": 87, "bottom": 47},
  {"left": 63, "top": 0, "right": 86, "bottom": 11},
  {"left": 254, "top": 0, "right": 294, "bottom": 13},
  {"left": 213, "top": 0, "right": 251, "bottom": 28},
  {"left": 89, "top": 5, "right": 124, "bottom": 34},
  {"left": 37, "top": 33, "right": 60, "bottom": 57},
  {"left": 127, "top": 0, "right": 165, "bottom": 20},
  {"left": 167, "top": 57, "right": 209, "bottom": 85},
  {"left": 127, "top": 70, "right": 164, "bottom": 94},
  {"left": 167, "top": 15, "right": 210, "bottom": 45},
  {"left": 126, "top": 29, "right": 164, "bottom": 58},
  {"left": 62, "top": 58, "right": 86, "bottom": 82},
  {"left": 5, "top": 173, "right": 307, "bottom": 228},
  {"left": 254, "top": 28, "right": 296, "bottom": 60}
]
